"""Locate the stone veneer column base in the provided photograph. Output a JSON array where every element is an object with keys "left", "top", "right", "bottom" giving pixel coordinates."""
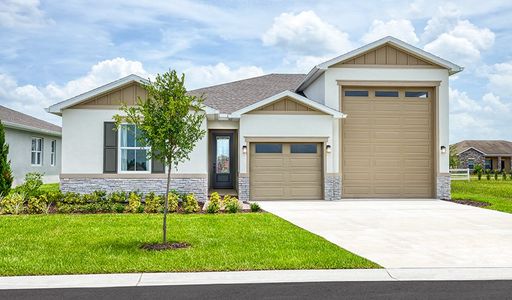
[
  {"left": 237, "top": 175, "right": 250, "bottom": 202},
  {"left": 60, "top": 177, "right": 208, "bottom": 201},
  {"left": 436, "top": 174, "right": 451, "bottom": 200},
  {"left": 324, "top": 174, "right": 342, "bottom": 201}
]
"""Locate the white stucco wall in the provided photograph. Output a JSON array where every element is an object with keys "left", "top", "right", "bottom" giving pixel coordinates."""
[
  {"left": 238, "top": 114, "right": 336, "bottom": 174},
  {"left": 61, "top": 108, "right": 208, "bottom": 175},
  {"left": 303, "top": 72, "right": 325, "bottom": 104},
  {"left": 4, "top": 127, "right": 61, "bottom": 185},
  {"left": 316, "top": 67, "right": 450, "bottom": 174}
]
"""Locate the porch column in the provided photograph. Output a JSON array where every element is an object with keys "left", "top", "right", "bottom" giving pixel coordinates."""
[{"left": 498, "top": 156, "right": 502, "bottom": 171}]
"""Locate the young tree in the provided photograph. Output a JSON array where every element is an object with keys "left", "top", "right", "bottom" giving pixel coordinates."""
[
  {"left": 449, "top": 144, "right": 459, "bottom": 169},
  {"left": 0, "top": 122, "right": 13, "bottom": 196},
  {"left": 114, "top": 70, "right": 206, "bottom": 245}
]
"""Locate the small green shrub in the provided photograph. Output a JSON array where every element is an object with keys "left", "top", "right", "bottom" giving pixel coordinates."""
[
  {"left": 182, "top": 193, "right": 200, "bottom": 213},
  {"left": 250, "top": 202, "right": 260, "bottom": 212},
  {"left": 27, "top": 195, "right": 53, "bottom": 214},
  {"left": 503, "top": 171, "right": 507, "bottom": 181},
  {"left": 125, "top": 192, "right": 142, "bottom": 213},
  {"left": 225, "top": 197, "right": 241, "bottom": 213},
  {"left": 108, "top": 191, "right": 128, "bottom": 203},
  {"left": 114, "top": 203, "right": 125, "bottom": 213},
  {"left": 15, "top": 172, "right": 43, "bottom": 197},
  {"left": 61, "top": 192, "right": 84, "bottom": 205},
  {"left": 144, "top": 192, "right": 162, "bottom": 213},
  {"left": 221, "top": 195, "right": 231, "bottom": 209},
  {"left": 494, "top": 169, "right": 499, "bottom": 180},
  {"left": 1, "top": 192, "right": 26, "bottom": 214},
  {"left": 168, "top": 192, "right": 179, "bottom": 212},
  {"left": 486, "top": 169, "right": 491, "bottom": 180},
  {"left": 206, "top": 192, "right": 221, "bottom": 213}
]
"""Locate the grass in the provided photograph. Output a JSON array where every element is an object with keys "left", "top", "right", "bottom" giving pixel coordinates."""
[
  {"left": 38, "top": 183, "right": 60, "bottom": 193},
  {"left": 451, "top": 179, "right": 512, "bottom": 213},
  {"left": 0, "top": 213, "right": 379, "bottom": 276}
]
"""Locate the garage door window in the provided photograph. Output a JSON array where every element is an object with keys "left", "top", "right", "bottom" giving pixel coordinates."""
[
  {"left": 344, "top": 90, "right": 369, "bottom": 97},
  {"left": 405, "top": 91, "right": 429, "bottom": 98},
  {"left": 255, "top": 144, "right": 282, "bottom": 153},
  {"left": 291, "top": 144, "right": 317, "bottom": 153},
  {"left": 375, "top": 90, "right": 399, "bottom": 97}
]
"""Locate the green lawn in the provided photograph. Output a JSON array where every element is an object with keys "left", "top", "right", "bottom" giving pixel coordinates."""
[
  {"left": 0, "top": 213, "right": 378, "bottom": 276},
  {"left": 38, "top": 183, "right": 60, "bottom": 193},
  {"left": 451, "top": 179, "right": 512, "bottom": 213}
]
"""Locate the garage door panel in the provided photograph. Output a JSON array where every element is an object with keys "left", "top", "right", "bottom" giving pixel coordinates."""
[{"left": 342, "top": 86, "right": 434, "bottom": 198}]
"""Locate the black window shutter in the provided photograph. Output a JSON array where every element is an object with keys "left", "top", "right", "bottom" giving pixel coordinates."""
[
  {"left": 103, "top": 122, "right": 117, "bottom": 173},
  {"left": 151, "top": 151, "right": 165, "bottom": 174}
]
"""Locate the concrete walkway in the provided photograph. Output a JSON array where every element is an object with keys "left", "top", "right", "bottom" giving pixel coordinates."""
[
  {"left": 259, "top": 200, "right": 512, "bottom": 268},
  {"left": 2, "top": 268, "right": 512, "bottom": 289}
]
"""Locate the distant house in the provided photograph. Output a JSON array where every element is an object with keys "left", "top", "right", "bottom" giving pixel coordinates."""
[
  {"left": 453, "top": 140, "right": 512, "bottom": 172},
  {"left": 0, "top": 105, "right": 62, "bottom": 185}
]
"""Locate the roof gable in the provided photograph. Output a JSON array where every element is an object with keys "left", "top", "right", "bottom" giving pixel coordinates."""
[
  {"left": 332, "top": 44, "right": 437, "bottom": 67},
  {"left": 454, "top": 140, "right": 512, "bottom": 156},
  {"left": 0, "top": 105, "right": 61, "bottom": 135}
]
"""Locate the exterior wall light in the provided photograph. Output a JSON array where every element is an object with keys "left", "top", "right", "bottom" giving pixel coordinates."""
[
  {"left": 242, "top": 145, "right": 247, "bottom": 154},
  {"left": 326, "top": 145, "right": 332, "bottom": 153},
  {"left": 440, "top": 146, "right": 446, "bottom": 154}
]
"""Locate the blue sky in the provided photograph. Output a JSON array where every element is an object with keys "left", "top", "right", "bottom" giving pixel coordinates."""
[{"left": 1, "top": 0, "right": 511, "bottom": 143}]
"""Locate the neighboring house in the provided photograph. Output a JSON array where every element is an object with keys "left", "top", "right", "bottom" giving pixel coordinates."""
[
  {"left": 453, "top": 140, "right": 512, "bottom": 172},
  {"left": 47, "top": 36, "right": 462, "bottom": 201},
  {"left": 0, "top": 105, "right": 62, "bottom": 185}
]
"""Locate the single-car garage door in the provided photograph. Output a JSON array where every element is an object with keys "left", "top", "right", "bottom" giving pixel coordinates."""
[
  {"left": 250, "top": 143, "right": 323, "bottom": 200},
  {"left": 342, "top": 87, "right": 434, "bottom": 198}
]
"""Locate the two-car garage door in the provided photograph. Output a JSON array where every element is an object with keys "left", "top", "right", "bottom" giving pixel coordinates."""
[
  {"left": 342, "top": 87, "right": 434, "bottom": 198},
  {"left": 250, "top": 143, "right": 323, "bottom": 200}
]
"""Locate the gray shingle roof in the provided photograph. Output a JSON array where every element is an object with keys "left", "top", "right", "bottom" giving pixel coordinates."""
[
  {"left": 188, "top": 73, "right": 306, "bottom": 113},
  {"left": 454, "top": 140, "right": 512, "bottom": 156},
  {"left": 0, "top": 105, "right": 61, "bottom": 133}
]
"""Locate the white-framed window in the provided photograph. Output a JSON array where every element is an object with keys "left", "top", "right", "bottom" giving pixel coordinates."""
[
  {"left": 118, "top": 124, "right": 151, "bottom": 173},
  {"left": 50, "top": 140, "right": 57, "bottom": 166},
  {"left": 31, "top": 137, "right": 43, "bottom": 166}
]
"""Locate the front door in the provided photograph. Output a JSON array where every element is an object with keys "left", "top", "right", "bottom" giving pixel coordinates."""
[{"left": 212, "top": 132, "right": 234, "bottom": 189}]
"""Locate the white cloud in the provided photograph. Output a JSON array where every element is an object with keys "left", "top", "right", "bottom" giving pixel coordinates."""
[
  {"left": 424, "top": 18, "right": 495, "bottom": 66},
  {"left": 362, "top": 19, "right": 419, "bottom": 44},
  {"left": 0, "top": 57, "right": 150, "bottom": 125},
  {"left": 422, "top": 3, "right": 461, "bottom": 41},
  {"left": 485, "top": 61, "right": 512, "bottom": 98},
  {"left": 262, "top": 10, "right": 353, "bottom": 55},
  {"left": 0, "top": 0, "right": 53, "bottom": 28},
  {"left": 184, "top": 63, "right": 264, "bottom": 90},
  {"left": 449, "top": 88, "right": 482, "bottom": 113}
]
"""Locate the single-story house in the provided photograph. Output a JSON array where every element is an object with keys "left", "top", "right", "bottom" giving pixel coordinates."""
[
  {"left": 0, "top": 105, "right": 62, "bottom": 185},
  {"left": 47, "top": 36, "right": 462, "bottom": 201},
  {"left": 453, "top": 140, "right": 512, "bottom": 171}
]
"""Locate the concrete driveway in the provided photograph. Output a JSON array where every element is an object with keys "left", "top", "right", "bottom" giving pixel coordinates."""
[{"left": 259, "top": 200, "right": 512, "bottom": 268}]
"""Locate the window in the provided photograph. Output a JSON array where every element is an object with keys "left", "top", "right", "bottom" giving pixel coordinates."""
[
  {"left": 119, "top": 124, "right": 150, "bottom": 172},
  {"left": 405, "top": 91, "right": 428, "bottom": 98},
  {"left": 291, "top": 144, "right": 317, "bottom": 153},
  {"left": 255, "top": 144, "right": 282, "bottom": 153},
  {"left": 31, "top": 137, "right": 43, "bottom": 166},
  {"left": 467, "top": 159, "right": 475, "bottom": 170},
  {"left": 50, "top": 140, "right": 57, "bottom": 166},
  {"left": 485, "top": 159, "right": 492, "bottom": 170},
  {"left": 375, "top": 91, "right": 399, "bottom": 97},
  {"left": 344, "top": 90, "right": 369, "bottom": 97}
]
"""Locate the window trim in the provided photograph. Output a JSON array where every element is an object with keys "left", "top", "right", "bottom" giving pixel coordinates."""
[
  {"left": 467, "top": 159, "right": 475, "bottom": 170},
  {"left": 31, "top": 137, "right": 43, "bottom": 166},
  {"left": 117, "top": 124, "right": 151, "bottom": 174},
  {"left": 50, "top": 140, "right": 57, "bottom": 166}
]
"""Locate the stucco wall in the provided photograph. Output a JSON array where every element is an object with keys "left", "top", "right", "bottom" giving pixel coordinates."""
[
  {"left": 303, "top": 72, "right": 325, "bottom": 104},
  {"left": 4, "top": 127, "right": 61, "bottom": 185},
  {"left": 238, "top": 114, "right": 335, "bottom": 174},
  {"left": 61, "top": 108, "right": 208, "bottom": 175}
]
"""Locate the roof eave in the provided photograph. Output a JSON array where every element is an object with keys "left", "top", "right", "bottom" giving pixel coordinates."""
[{"left": 2, "top": 121, "right": 61, "bottom": 137}]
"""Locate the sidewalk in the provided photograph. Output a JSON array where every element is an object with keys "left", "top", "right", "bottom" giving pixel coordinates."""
[{"left": 2, "top": 268, "right": 512, "bottom": 290}]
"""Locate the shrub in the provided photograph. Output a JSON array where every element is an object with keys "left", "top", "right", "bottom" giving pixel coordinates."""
[
  {"left": 206, "top": 192, "right": 221, "bottom": 213},
  {"left": 503, "top": 171, "right": 507, "bottom": 181},
  {"left": 108, "top": 191, "right": 128, "bottom": 203},
  {"left": 168, "top": 192, "right": 179, "bottom": 212},
  {"left": 0, "top": 122, "right": 13, "bottom": 196},
  {"left": 15, "top": 172, "right": 43, "bottom": 197},
  {"left": 27, "top": 195, "right": 53, "bottom": 214},
  {"left": 477, "top": 169, "right": 482, "bottom": 180},
  {"left": 221, "top": 195, "right": 231, "bottom": 209},
  {"left": 144, "top": 192, "right": 162, "bottom": 213},
  {"left": 114, "top": 203, "right": 125, "bottom": 213},
  {"left": 1, "top": 192, "right": 25, "bottom": 214},
  {"left": 486, "top": 169, "right": 491, "bottom": 180},
  {"left": 61, "top": 192, "right": 83, "bottom": 205},
  {"left": 494, "top": 169, "right": 499, "bottom": 180},
  {"left": 182, "top": 193, "right": 200, "bottom": 213},
  {"left": 250, "top": 202, "right": 260, "bottom": 212},
  {"left": 510, "top": 170, "right": 512, "bottom": 180},
  {"left": 125, "top": 192, "right": 142, "bottom": 213},
  {"left": 225, "top": 197, "right": 241, "bottom": 213}
]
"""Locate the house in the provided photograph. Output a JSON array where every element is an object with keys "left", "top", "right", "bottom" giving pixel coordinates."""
[
  {"left": 47, "top": 36, "right": 462, "bottom": 201},
  {"left": 0, "top": 105, "right": 62, "bottom": 185},
  {"left": 453, "top": 140, "right": 512, "bottom": 172}
]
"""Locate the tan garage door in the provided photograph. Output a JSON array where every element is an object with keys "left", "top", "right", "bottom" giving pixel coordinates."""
[
  {"left": 250, "top": 143, "right": 323, "bottom": 200},
  {"left": 342, "top": 87, "right": 434, "bottom": 198}
]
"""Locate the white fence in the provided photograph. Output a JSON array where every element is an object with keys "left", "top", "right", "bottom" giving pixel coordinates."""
[{"left": 450, "top": 168, "right": 470, "bottom": 181}]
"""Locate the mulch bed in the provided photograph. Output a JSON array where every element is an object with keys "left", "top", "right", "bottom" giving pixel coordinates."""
[
  {"left": 140, "top": 242, "right": 191, "bottom": 251},
  {"left": 446, "top": 199, "right": 491, "bottom": 208}
]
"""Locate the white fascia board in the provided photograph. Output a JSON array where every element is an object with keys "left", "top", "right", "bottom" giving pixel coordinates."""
[
  {"left": 297, "top": 36, "right": 464, "bottom": 92},
  {"left": 229, "top": 90, "right": 346, "bottom": 119},
  {"left": 457, "top": 147, "right": 487, "bottom": 156},
  {"left": 47, "top": 74, "right": 148, "bottom": 115},
  {"left": 2, "top": 121, "right": 62, "bottom": 137}
]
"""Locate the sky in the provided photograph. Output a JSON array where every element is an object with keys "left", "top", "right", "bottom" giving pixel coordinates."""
[{"left": 1, "top": 0, "right": 511, "bottom": 143}]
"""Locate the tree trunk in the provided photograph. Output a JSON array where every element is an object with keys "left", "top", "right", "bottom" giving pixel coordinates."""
[{"left": 163, "top": 165, "right": 171, "bottom": 244}]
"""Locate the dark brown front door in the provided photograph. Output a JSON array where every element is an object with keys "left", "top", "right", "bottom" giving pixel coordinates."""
[{"left": 211, "top": 132, "right": 234, "bottom": 189}]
